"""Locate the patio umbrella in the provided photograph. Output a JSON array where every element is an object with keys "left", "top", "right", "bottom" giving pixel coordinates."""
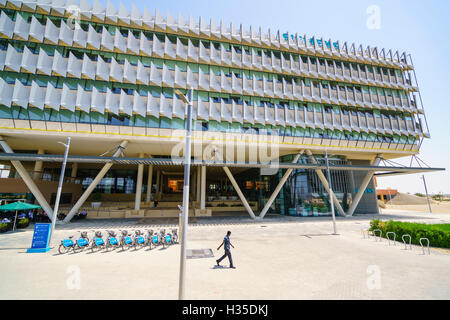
[{"left": 0, "top": 202, "right": 41, "bottom": 231}]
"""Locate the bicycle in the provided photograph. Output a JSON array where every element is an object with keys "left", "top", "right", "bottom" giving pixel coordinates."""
[
  {"left": 105, "top": 230, "right": 120, "bottom": 251},
  {"left": 171, "top": 228, "right": 179, "bottom": 244},
  {"left": 73, "top": 231, "right": 90, "bottom": 253},
  {"left": 90, "top": 231, "right": 106, "bottom": 253},
  {"left": 119, "top": 230, "right": 134, "bottom": 251},
  {"left": 132, "top": 230, "right": 146, "bottom": 250},
  {"left": 58, "top": 235, "right": 76, "bottom": 254}
]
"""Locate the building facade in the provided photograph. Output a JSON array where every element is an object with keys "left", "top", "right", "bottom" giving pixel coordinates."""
[{"left": 0, "top": 0, "right": 430, "bottom": 220}]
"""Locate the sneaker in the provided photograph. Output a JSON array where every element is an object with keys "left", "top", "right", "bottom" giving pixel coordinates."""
[
  {"left": 216, "top": 260, "right": 220, "bottom": 266},
  {"left": 230, "top": 266, "right": 236, "bottom": 269}
]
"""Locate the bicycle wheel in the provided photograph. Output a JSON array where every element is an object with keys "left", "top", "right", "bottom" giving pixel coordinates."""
[
  {"left": 91, "top": 243, "right": 97, "bottom": 253},
  {"left": 73, "top": 244, "right": 81, "bottom": 253},
  {"left": 58, "top": 244, "right": 69, "bottom": 254}
]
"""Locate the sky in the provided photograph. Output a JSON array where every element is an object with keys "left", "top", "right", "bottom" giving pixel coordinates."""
[{"left": 104, "top": 0, "right": 450, "bottom": 194}]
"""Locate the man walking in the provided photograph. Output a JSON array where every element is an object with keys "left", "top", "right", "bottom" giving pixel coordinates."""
[{"left": 216, "top": 231, "right": 235, "bottom": 269}]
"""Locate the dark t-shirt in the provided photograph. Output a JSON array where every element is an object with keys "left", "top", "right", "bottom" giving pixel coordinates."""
[{"left": 224, "top": 235, "right": 231, "bottom": 251}]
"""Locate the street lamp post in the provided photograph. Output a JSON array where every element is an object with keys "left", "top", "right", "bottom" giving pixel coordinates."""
[
  {"left": 421, "top": 175, "right": 432, "bottom": 213},
  {"left": 324, "top": 151, "right": 337, "bottom": 235},
  {"left": 175, "top": 88, "right": 193, "bottom": 300},
  {"left": 49, "top": 137, "right": 71, "bottom": 245}
]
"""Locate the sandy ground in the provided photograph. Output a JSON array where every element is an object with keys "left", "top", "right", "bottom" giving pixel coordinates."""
[
  {"left": 0, "top": 210, "right": 449, "bottom": 300},
  {"left": 385, "top": 203, "right": 450, "bottom": 214}
]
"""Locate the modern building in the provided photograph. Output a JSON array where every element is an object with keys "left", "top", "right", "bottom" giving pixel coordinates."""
[{"left": 0, "top": 0, "right": 440, "bottom": 222}]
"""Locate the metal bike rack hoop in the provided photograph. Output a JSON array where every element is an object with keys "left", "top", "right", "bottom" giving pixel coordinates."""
[
  {"left": 386, "top": 232, "right": 396, "bottom": 246},
  {"left": 402, "top": 234, "right": 412, "bottom": 250},
  {"left": 419, "top": 238, "right": 430, "bottom": 255}
]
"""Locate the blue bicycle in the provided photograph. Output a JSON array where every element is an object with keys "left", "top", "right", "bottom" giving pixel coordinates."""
[
  {"left": 105, "top": 230, "right": 120, "bottom": 251},
  {"left": 119, "top": 230, "right": 134, "bottom": 251},
  {"left": 73, "top": 231, "right": 90, "bottom": 253},
  {"left": 59, "top": 235, "right": 76, "bottom": 254},
  {"left": 90, "top": 231, "right": 106, "bottom": 253},
  {"left": 132, "top": 230, "right": 146, "bottom": 250}
]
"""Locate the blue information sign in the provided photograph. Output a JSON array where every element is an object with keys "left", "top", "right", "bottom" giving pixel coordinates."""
[{"left": 27, "top": 223, "right": 51, "bottom": 253}]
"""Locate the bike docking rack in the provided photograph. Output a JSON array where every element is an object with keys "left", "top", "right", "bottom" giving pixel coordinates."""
[
  {"left": 57, "top": 228, "right": 179, "bottom": 255},
  {"left": 420, "top": 238, "right": 431, "bottom": 255},
  {"left": 386, "top": 232, "right": 396, "bottom": 246},
  {"left": 373, "top": 229, "right": 383, "bottom": 242},
  {"left": 402, "top": 234, "right": 412, "bottom": 250},
  {"left": 362, "top": 229, "right": 433, "bottom": 256}
]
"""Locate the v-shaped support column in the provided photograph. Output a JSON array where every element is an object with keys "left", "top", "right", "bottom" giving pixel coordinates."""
[
  {"left": 346, "top": 155, "right": 382, "bottom": 217},
  {"left": 305, "top": 150, "right": 346, "bottom": 217},
  {"left": 258, "top": 150, "right": 304, "bottom": 220},
  {"left": 223, "top": 167, "right": 256, "bottom": 220},
  {"left": 63, "top": 140, "right": 129, "bottom": 223},
  {"left": 0, "top": 136, "right": 54, "bottom": 221}
]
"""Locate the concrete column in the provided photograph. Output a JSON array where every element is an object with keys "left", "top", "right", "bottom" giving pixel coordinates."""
[
  {"left": 134, "top": 153, "right": 144, "bottom": 210},
  {"left": 223, "top": 167, "right": 256, "bottom": 219},
  {"left": 200, "top": 166, "right": 206, "bottom": 210},
  {"left": 155, "top": 169, "right": 160, "bottom": 200},
  {"left": 33, "top": 148, "right": 45, "bottom": 180},
  {"left": 196, "top": 166, "right": 201, "bottom": 203},
  {"left": 71, "top": 162, "right": 78, "bottom": 179},
  {"left": 146, "top": 164, "right": 153, "bottom": 202},
  {"left": 347, "top": 155, "right": 382, "bottom": 217},
  {"left": 0, "top": 137, "right": 54, "bottom": 221},
  {"left": 63, "top": 140, "right": 128, "bottom": 223},
  {"left": 259, "top": 151, "right": 304, "bottom": 219},
  {"left": 305, "top": 149, "right": 346, "bottom": 217}
]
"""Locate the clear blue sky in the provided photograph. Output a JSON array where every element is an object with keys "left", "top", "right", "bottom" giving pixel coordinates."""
[{"left": 106, "top": 0, "right": 450, "bottom": 194}]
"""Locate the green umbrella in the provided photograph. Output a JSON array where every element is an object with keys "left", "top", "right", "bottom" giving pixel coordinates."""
[{"left": 0, "top": 202, "right": 41, "bottom": 231}]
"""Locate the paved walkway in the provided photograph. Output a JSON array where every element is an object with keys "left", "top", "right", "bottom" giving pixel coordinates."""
[{"left": 0, "top": 210, "right": 449, "bottom": 299}]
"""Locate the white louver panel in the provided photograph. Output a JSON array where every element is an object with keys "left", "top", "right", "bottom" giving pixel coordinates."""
[
  {"left": 243, "top": 100, "right": 254, "bottom": 124},
  {"left": 152, "top": 33, "right": 164, "bottom": 58},
  {"left": 199, "top": 40, "right": 210, "bottom": 64},
  {"left": 254, "top": 102, "right": 265, "bottom": 125},
  {"left": 159, "top": 94, "right": 173, "bottom": 119},
  {"left": 105, "top": 88, "right": 119, "bottom": 115},
  {"left": 114, "top": 29, "right": 127, "bottom": 53},
  {"left": 91, "top": 87, "right": 106, "bottom": 114},
  {"left": 61, "top": 83, "right": 76, "bottom": 112},
  {"left": 5, "top": 44, "right": 21, "bottom": 72},
  {"left": 164, "top": 36, "right": 176, "bottom": 59},
  {"left": 232, "top": 100, "right": 243, "bottom": 124},
  {"left": 0, "top": 11, "right": 14, "bottom": 39},
  {"left": 13, "top": 13, "right": 29, "bottom": 41},
  {"left": 176, "top": 37, "right": 187, "bottom": 60},
  {"left": 96, "top": 55, "right": 110, "bottom": 81},
  {"left": 166, "top": 11, "right": 177, "bottom": 33},
  {"left": 162, "top": 64, "right": 174, "bottom": 87},
  {"left": 139, "top": 32, "right": 152, "bottom": 56},
  {"left": 136, "top": 60, "right": 149, "bottom": 85},
  {"left": 123, "top": 59, "right": 137, "bottom": 84},
  {"left": 127, "top": 30, "right": 140, "bottom": 55},
  {"left": 87, "top": 24, "right": 100, "bottom": 50},
  {"left": 264, "top": 103, "right": 275, "bottom": 126},
  {"left": 110, "top": 57, "right": 124, "bottom": 82},
  {"left": 198, "top": 69, "right": 209, "bottom": 91},
  {"left": 173, "top": 94, "right": 186, "bottom": 119},
  {"left": 187, "top": 38, "right": 199, "bottom": 62},
  {"left": 36, "top": 48, "right": 52, "bottom": 76},
  {"left": 119, "top": 90, "right": 132, "bottom": 116},
  {"left": 92, "top": 0, "right": 106, "bottom": 22},
  {"left": 44, "top": 17, "right": 59, "bottom": 45},
  {"left": 75, "top": 85, "right": 91, "bottom": 113},
  {"left": 209, "top": 99, "right": 221, "bottom": 121},
  {"left": 59, "top": 20, "right": 73, "bottom": 46},
  {"left": 52, "top": 49, "right": 67, "bottom": 77},
  {"left": 133, "top": 91, "right": 147, "bottom": 116},
  {"left": 100, "top": 26, "right": 114, "bottom": 51},
  {"left": 81, "top": 53, "right": 95, "bottom": 80},
  {"left": 186, "top": 65, "right": 198, "bottom": 89},
  {"left": 67, "top": 51, "right": 81, "bottom": 78},
  {"left": 142, "top": 7, "right": 154, "bottom": 30},
  {"left": 146, "top": 93, "right": 159, "bottom": 117},
  {"left": 21, "top": 46, "right": 37, "bottom": 74},
  {"left": 12, "top": 79, "right": 30, "bottom": 108},
  {"left": 174, "top": 65, "right": 187, "bottom": 89},
  {"left": 0, "top": 78, "right": 13, "bottom": 107},
  {"left": 73, "top": 23, "right": 87, "bottom": 48},
  {"left": 118, "top": 2, "right": 131, "bottom": 26},
  {"left": 45, "top": 83, "right": 62, "bottom": 111},
  {"left": 197, "top": 98, "right": 209, "bottom": 121},
  {"left": 220, "top": 99, "right": 233, "bottom": 123}
]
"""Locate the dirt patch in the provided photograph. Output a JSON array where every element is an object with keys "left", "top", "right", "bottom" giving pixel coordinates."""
[{"left": 387, "top": 192, "right": 437, "bottom": 206}]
